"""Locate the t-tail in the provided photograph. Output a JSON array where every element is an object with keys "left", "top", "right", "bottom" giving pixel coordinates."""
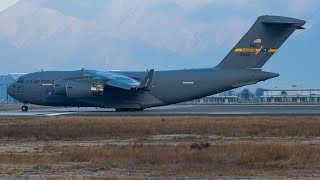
[{"left": 217, "top": 15, "right": 306, "bottom": 69}]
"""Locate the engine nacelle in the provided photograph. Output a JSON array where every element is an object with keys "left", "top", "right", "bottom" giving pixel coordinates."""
[
  {"left": 53, "top": 80, "right": 104, "bottom": 98},
  {"left": 66, "top": 81, "right": 104, "bottom": 98},
  {"left": 53, "top": 80, "right": 68, "bottom": 95}
]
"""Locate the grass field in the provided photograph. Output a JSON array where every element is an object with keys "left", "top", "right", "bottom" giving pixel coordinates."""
[
  {"left": 0, "top": 105, "right": 20, "bottom": 111},
  {"left": 1, "top": 116, "right": 320, "bottom": 139},
  {"left": 0, "top": 105, "right": 47, "bottom": 111},
  {"left": 0, "top": 116, "right": 320, "bottom": 179}
]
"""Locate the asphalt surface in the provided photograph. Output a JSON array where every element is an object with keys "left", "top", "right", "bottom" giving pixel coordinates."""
[{"left": 1, "top": 104, "right": 320, "bottom": 116}]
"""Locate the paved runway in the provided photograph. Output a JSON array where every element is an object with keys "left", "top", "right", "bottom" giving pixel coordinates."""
[{"left": 1, "top": 104, "right": 320, "bottom": 116}]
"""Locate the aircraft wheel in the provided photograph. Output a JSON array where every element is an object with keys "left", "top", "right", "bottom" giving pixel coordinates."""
[
  {"left": 115, "top": 108, "right": 145, "bottom": 112},
  {"left": 21, "top": 105, "right": 29, "bottom": 112},
  {"left": 115, "top": 108, "right": 130, "bottom": 112},
  {"left": 132, "top": 108, "right": 145, "bottom": 112}
]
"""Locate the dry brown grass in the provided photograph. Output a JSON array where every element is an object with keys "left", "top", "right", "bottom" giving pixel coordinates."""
[
  {"left": 0, "top": 116, "right": 320, "bottom": 178},
  {"left": 0, "top": 105, "right": 49, "bottom": 111},
  {"left": 1, "top": 144, "right": 320, "bottom": 173},
  {"left": 0, "top": 116, "right": 320, "bottom": 140},
  {"left": 0, "top": 105, "right": 20, "bottom": 111},
  {"left": 62, "top": 144, "right": 320, "bottom": 170}
]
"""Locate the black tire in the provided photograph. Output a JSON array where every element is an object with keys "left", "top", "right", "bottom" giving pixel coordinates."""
[
  {"left": 115, "top": 108, "right": 131, "bottom": 112},
  {"left": 115, "top": 108, "right": 145, "bottom": 112},
  {"left": 131, "top": 108, "right": 145, "bottom": 112},
  {"left": 21, "top": 105, "right": 29, "bottom": 112}
]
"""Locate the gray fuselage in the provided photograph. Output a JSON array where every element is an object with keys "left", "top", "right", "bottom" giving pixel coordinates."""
[{"left": 8, "top": 68, "right": 278, "bottom": 109}]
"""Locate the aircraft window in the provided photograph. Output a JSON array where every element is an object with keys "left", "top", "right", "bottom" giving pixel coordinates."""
[{"left": 16, "top": 78, "right": 24, "bottom": 83}]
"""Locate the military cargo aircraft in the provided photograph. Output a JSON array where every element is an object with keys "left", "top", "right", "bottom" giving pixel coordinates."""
[{"left": 8, "top": 15, "right": 306, "bottom": 112}]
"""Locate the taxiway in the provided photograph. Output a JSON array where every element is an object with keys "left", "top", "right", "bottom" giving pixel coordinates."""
[{"left": 1, "top": 104, "right": 320, "bottom": 116}]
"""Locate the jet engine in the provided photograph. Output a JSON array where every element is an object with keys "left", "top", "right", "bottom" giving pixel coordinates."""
[
  {"left": 53, "top": 80, "right": 68, "bottom": 95},
  {"left": 53, "top": 80, "right": 104, "bottom": 98}
]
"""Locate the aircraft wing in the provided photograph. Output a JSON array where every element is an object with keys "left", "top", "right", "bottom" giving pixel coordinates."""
[
  {"left": 86, "top": 69, "right": 154, "bottom": 91},
  {"left": 106, "top": 78, "right": 139, "bottom": 90}
]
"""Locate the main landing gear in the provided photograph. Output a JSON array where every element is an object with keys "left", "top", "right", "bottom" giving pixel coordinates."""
[
  {"left": 21, "top": 105, "right": 29, "bottom": 112},
  {"left": 115, "top": 108, "right": 145, "bottom": 112}
]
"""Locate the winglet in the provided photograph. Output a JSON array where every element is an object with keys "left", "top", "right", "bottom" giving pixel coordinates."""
[{"left": 138, "top": 69, "right": 154, "bottom": 89}]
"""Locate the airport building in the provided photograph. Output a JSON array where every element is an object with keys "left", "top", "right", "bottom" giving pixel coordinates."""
[
  {"left": 0, "top": 74, "right": 24, "bottom": 104},
  {"left": 186, "top": 91, "right": 240, "bottom": 104},
  {"left": 0, "top": 75, "right": 14, "bottom": 104},
  {"left": 260, "top": 85, "right": 320, "bottom": 103},
  {"left": 187, "top": 85, "right": 320, "bottom": 104}
]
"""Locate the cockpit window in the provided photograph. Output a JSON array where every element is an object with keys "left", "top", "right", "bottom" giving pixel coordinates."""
[{"left": 16, "top": 78, "right": 24, "bottom": 83}]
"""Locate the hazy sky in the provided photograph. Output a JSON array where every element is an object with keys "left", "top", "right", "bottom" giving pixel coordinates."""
[
  {"left": 0, "top": 0, "right": 320, "bottom": 89},
  {"left": 0, "top": 0, "right": 19, "bottom": 12}
]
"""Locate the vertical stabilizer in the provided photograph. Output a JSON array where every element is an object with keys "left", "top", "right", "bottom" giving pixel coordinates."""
[{"left": 217, "top": 15, "right": 306, "bottom": 69}]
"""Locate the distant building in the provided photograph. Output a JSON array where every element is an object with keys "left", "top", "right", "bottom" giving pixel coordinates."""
[
  {"left": 260, "top": 85, "right": 320, "bottom": 103},
  {"left": 186, "top": 91, "right": 240, "bottom": 104},
  {"left": 0, "top": 75, "right": 15, "bottom": 104},
  {"left": 0, "top": 73, "right": 25, "bottom": 104},
  {"left": 186, "top": 85, "right": 320, "bottom": 104}
]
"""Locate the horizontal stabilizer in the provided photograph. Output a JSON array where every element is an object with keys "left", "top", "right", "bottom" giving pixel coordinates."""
[
  {"left": 262, "top": 21, "right": 306, "bottom": 29},
  {"left": 262, "top": 17, "right": 306, "bottom": 29}
]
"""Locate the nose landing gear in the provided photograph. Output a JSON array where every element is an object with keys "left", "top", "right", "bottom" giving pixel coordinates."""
[{"left": 21, "top": 105, "right": 29, "bottom": 112}]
